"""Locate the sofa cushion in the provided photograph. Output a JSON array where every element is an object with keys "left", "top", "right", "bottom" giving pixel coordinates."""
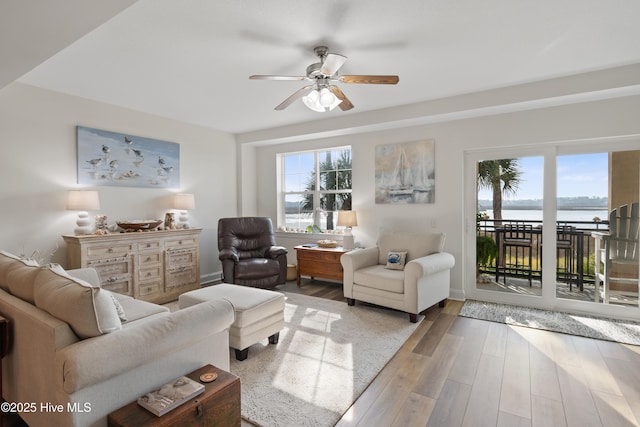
[
  {"left": 33, "top": 266, "right": 122, "bottom": 339},
  {"left": 0, "top": 251, "right": 39, "bottom": 293},
  {"left": 353, "top": 265, "right": 405, "bottom": 293},
  {"left": 113, "top": 292, "right": 169, "bottom": 325},
  {"left": 6, "top": 263, "right": 41, "bottom": 303},
  {"left": 377, "top": 230, "right": 445, "bottom": 265}
]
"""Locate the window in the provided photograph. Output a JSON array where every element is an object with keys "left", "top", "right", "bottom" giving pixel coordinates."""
[{"left": 280, "top": 147, "right": 352, "bottom": 231}]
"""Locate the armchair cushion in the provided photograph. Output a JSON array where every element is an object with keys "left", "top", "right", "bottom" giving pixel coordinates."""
[
  {"left": 377, "top": 230, "right": 444, "bottom": 265},
  {"left": 354, "top": 265, "right": 405, "bottom": 293}
]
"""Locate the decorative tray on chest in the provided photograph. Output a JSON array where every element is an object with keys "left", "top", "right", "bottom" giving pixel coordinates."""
[{"left": 117, "top": 220, "right": 163, "bottom": 231}]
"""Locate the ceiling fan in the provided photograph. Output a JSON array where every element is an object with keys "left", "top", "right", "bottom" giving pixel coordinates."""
[{"left": 249, "top": 46, "right": 399, "bottom": 112}]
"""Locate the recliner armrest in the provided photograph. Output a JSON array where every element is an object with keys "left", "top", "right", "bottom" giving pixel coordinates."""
[
  {"left": 405, "top": 252, "right": 455, "bottom": 279},
  {"left": 265, "top": 245, "right": 287, "bottom": 259},
  {"left": 218, "top": 248, "right": 239, "bottom": 262}
]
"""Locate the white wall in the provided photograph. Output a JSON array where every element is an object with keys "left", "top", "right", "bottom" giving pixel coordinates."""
[
  {"left": 252, "top": 95, "right": 640, "bottom": 300},
  {"left": 0, "top": 83, "right": 237, "bottom": 281}
]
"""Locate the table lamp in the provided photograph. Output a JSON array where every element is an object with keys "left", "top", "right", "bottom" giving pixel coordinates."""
[
  {"left": 67, "top": 190, "right": 101, "bottom": 235},
  {"left": 338, "top": 210, "right": 358, "bottom": 250},
  {"left": 173, "top": 193, "right": 195, "bottom": 228}
]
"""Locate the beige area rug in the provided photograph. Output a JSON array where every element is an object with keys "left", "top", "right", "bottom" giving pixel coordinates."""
[{"left": 229, "top": 293, "right": 422, "bottom": 427}]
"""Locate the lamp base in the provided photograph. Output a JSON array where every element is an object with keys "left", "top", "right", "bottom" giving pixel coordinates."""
[
  {"left": 342, "top": 234, "right": 355, "bottom": 250},
  {"left": 74, "top": 212, "right": 94, "bottom": 235}
]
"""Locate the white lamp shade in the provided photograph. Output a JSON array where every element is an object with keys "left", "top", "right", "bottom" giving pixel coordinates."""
[
  {"left": 173, "top": 193, "right": 195, "bottom": 210},
  {"left": 67, "top": 190, "right": 100, "bottom": 211},
  {"left": 337, "top": 210, "right": 358, "bottom": 228}
]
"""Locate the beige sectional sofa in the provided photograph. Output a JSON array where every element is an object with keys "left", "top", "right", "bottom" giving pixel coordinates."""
[{"left": 0, "top": 251, "right": 235, "bottom": 427}]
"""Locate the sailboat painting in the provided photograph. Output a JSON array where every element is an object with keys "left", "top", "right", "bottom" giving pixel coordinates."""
[{"left": 375, "top": 140, "right": 435, "bottom": 204}]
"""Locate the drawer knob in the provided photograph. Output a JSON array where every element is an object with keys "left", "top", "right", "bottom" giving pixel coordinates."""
[
  {"left": 147, "top": 243, "right": 151, "bottom": 248},
  {"left": 107, "top": 248, "right": 113, "bottom": 253}
]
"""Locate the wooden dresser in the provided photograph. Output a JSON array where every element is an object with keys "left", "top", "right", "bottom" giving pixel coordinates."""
[{"left": 63, "top": 228, "right": 201, "bottom": 304}]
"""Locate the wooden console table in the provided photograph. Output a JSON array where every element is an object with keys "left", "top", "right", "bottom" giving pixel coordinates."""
[
  {"left": 107, "top": 365, "right": 240, "bottom": 427},
  {"left": 63, "top": 228, "right": 201, "bottom": 304},
  {"left": 294, "top": 245, "right": 348, "bottom": 286}
]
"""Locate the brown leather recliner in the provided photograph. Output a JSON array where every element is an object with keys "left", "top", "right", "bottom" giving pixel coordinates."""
[{"left": 217, "top": 217, "right": 288, "bottom": 288}]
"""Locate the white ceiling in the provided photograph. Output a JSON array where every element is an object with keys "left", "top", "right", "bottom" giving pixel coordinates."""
[{"left": 10, "top": 0, "right": 640, "bottom": 135}]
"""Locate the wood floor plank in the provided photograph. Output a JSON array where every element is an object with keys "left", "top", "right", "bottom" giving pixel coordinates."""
[
  {"left": 355, "top": 352, "right": 429, "bottom": 427},
  {"left": 498, "top": 411, "right": 531, "bottom": 427},
  {"left": 592, "top": 390, "right": 639, "bottom": 427},
  {"left": 391, "top": 392, "right": 436, "bottom": 427},
  {"left": 482, "top": 320, "right": 508, "bottom": 358},
  {"left": 447, "top": 318, "right": 489, "bottom": 385},
  {"left": 426, "top": 380, "right": 472, "bottom": 427},
  {"left": 413, "top": 332, "right": 464, "bottom": 399},
  {"left": 462, "top": 353, "right": 504, "bottom": 427},
  {"left": 603, "top": 356, "right": 640, "bottom": 426},
  {"left": 531, "top": 395, "right": 567, "bottom": 427},
  {"left": 413, "top": 312, "right": 457, "bottom": 356},
  {"left": 499, "top": 327, "right": 532, "bottom": 420},
  {"left": 571, "top": 335, "right": 623, "bottom": 396},
  {"left": 556, "top": 363, "right": 603, "bottom": 427},
  {"left": 523, "top": 327, "right": 563, "bottom": 402}
]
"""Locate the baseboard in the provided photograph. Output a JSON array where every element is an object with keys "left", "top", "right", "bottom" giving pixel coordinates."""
[
  {"left": 201, "top": 271, "right": 222, "bottom": 286},
  {"left": 449, "top": 288, "right": 465, "bottom": 301}
]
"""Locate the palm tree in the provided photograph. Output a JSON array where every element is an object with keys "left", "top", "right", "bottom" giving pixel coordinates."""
[
  {"left": 302, "top": 150, "right": 352, "bottom": 230},
  {"left": 477, "top": 159, "right": 522, "bottom": 222}
]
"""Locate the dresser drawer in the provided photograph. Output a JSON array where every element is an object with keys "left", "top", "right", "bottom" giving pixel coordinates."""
[
  {"left": 87, "top": 244, "right": 132, "bottom": 258},
  {"left": 165, "top": 237, "right": 198, "bottom": 248},
  {"left": 136, "top": 240, "right": 162, "bottom": 252},
  {"left": 101, "top": 276, "right": 133, "bottom": 296},
  {"left": 137, "top": 252, "right": 162, "bottom": 266},
  {"left": 166, "top": 266, "right": 198, "bottom": 291},
  {"left": 88, "top": 256, "right": 132, "bottom": 277},
  {"left": 137, "top": 280, "right": 163, "bottom": 298},
  {"left": 138, "top": 265, "right": 162, "bottom": 282},
  {"left": 296, "top": 249, "right": 343, "bottom": 263},
  {"left": 166, "top": 248, "right": 197, "bottom": 268}
]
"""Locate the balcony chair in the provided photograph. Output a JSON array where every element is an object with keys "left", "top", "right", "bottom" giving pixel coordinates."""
[
  {"left": 593, "top": 202, "right": 639, "bottom": 305},
  {"left": 496, "top": 222, "right": 534, "bottom": 286},
  {"left": 541, "top": 225, "right": 581, "bottom": 291},
  {"left": 341, "top": 229, "right": 455, "bottom": 323},
  {"left": 218, "top": 217, "right": 288, "bottom": 289}
]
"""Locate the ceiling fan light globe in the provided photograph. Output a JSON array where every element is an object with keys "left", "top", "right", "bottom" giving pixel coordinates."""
[
  {"left": 302, "top": 90, "right": 325, "bottom": 112},
  {"left": 319, "top": 88, "right": 336, "bottom": 107}
]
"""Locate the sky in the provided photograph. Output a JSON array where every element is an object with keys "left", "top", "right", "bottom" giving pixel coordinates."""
[{"left": 478, "top": 153, "right": 608, "bottom": 200}]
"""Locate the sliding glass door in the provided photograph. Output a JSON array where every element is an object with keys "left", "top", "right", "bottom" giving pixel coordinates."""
[{"left": 465, "top": 139, "right": 640, "bottom": 318}]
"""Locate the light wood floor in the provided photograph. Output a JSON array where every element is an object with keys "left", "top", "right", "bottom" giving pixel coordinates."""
[{"left": 254, "top": 279, "right": 640, "bottom": 427}]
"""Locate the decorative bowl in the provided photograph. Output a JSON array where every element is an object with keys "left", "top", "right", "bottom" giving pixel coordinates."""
[
  {"left": 317, "top": 239, "right": 338, "bottom": 248},
  {"left": 116, "top": 220, "right": 163, "bottom": 231}
]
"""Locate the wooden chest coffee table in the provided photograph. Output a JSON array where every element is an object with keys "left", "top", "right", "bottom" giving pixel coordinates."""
[
  {"left": 295, "top": 245, "right": 348, "bottom": 286},
  {"left": 107, "top": 365, "right": 240, "bottom": 427}
]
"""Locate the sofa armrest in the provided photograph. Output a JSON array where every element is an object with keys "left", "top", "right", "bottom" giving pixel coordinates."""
[
  {"left": 56, "top": 299, "right": 235, "bottom": 394},
  {"left": 265, "top": 245, "right": 287, "bottom": 259},
  {"left": 405, "top": 252, "right": 456, "bottom": 282},
  {"left": 341, "top": 247, "right": 379, "bottom": 296}
]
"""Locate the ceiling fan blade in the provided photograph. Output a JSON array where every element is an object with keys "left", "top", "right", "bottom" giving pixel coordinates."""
[
  {"left": 340, "top": 75, "right": 399, "bottom": 84},
  {"left": 329, "top": 86, "right": 354, "bottom": 111},
  {"left": 321, "top": 53, "right": 347, "bottom": 76},
  {"left": 250, "top": 75, "right": 308, "bottom": 81},
  {"left": 274, "top": 85, "right": 314, "bottom": 110}
]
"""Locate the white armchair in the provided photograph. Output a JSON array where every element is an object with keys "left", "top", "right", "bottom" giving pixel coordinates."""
[{"left": 341, "top": 229, "right": 455, "bottom": 322}]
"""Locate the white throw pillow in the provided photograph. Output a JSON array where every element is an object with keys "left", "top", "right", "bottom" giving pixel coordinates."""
[{"left": 385, "top": 251, "right": 407, "bottom": 270}]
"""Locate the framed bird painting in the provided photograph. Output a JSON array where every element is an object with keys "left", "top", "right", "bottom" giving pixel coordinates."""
[{"left": 76, "top": 126, "right": 180, "bottom": 188}]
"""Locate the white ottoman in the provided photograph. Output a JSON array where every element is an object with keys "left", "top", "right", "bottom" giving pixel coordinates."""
[{"left": 179, "top": 284, "right": 285, "bottom": 361}]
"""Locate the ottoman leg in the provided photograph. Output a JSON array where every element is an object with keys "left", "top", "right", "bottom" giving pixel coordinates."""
[
  {"left": 235, "top": 348, "right": 249, "bottom": 361},
  {"left": 268, "top": 332, "right": 280, "bottom": 345}
]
